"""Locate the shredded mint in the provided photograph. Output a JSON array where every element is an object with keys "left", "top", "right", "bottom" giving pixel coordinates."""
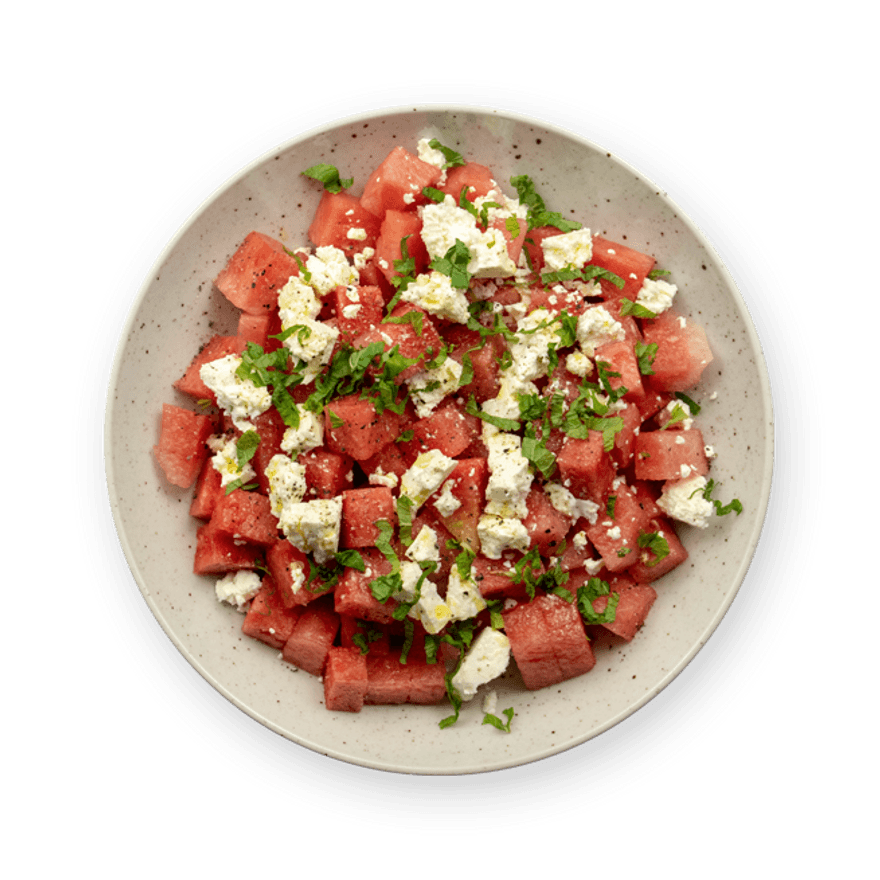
[{"left": 301, "top": 163, "right": 353, "bottom": 194}]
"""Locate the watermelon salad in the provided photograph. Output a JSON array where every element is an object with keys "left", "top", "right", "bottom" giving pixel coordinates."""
[{"left": 153, "top": 137, "right": 741, "bottom": 728}]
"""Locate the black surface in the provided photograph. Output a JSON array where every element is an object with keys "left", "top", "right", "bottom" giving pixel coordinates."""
[{"left": 73, "top": 82, "right": 825, "bottom": 833}]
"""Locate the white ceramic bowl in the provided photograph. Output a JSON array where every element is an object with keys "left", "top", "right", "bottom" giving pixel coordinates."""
[{"left": 105, "top": 105, "right": 773, "bottom": 774}]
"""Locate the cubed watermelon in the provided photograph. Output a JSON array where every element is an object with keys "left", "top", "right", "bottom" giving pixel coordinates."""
[
  {"left": 595, "top": 339, "right": 646, "bottom": 405},
  {"left": 472, "top": 553, "right": 533, "bottom": 601},
  {"left": 592, "top": 575, "right": 657, "bottom": 641},
  {"left": 363, "top": 651, "right": 446, "bottom": 705},
  {"left": 215, "top": 231, "right": 304, "bottom": 315},
  {"left": 265, "top": 538, "right": 333, "bottom": 608},
  {"left": 153, "top": 403, "right": 215, "bottom": 488},
  {"left": 189, "top": 455, "right": 224, "bottom": 520},
  {"left": 523, "top": 484, "right": 571, "bottom": 558},
  {"left": 360, "top": 146, "right": 443, "bottom": 217},
  {"left": 241, "top": 576, "right": 302, "bottom": 649},
  {"left": 210, "top": 489, "right": 279, "bottom": 547},
  {"left": 410, "top": 400, "right": 480, "bottom": 458},
  {"left": 430, "top": 458, "right": 488, "bottom": 552},
  {"left": 298, "top": 448, "right": 354, "bottom": 499},
  {"left": 323, "top": 646, "right": 369, "bottom": 712},
  {"left": 332, "top": 284, "right": 385, "bottom": 344},
  {"left": 374, "top": 210, "right": 430, "bottom": 286},
  {"left": 629, "top": 517, "right": 689, "bottom": 582},
  {"left": 585, "top": 484, "right": 652, "bottom": 572},
  {"left": 642, "top": 312, "right": 714, "bottom": 392},
  {"left": 334, "top": 548, "right": 398, "bottom": 625},
  {"left": 281, "top": 598, "right": 340, "bottom": 676},
  {"left": 633, "top": 429, "right": 709, "bottom": 482},
  {"left": 590, "top": 236, "right": 656, "bottom": 302},
  {"left": 307, "top": 190, "right": 382, "bottom": 256},
  {"left": 439, "top": 162, "right": 496, "bottom": 202},
  {"left": 556, "top": 432, "right": 615, "bottom": 502},
  {"left": 324, "top": 395, "right": 401, "bottom": 461},
  {"left": 340, "top": 486, "right": 396, "bottom": 548},
  {"left": 193, "top": 522, "right": 263, "bottom": 575}
]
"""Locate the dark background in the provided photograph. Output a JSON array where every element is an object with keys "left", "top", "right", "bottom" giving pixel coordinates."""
[{"left": 8, "top": 0, "right": 878, "bottom": 877}]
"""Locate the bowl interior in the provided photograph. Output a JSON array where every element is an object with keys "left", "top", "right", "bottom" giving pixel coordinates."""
[{"left": 106, "top": 106, "right": 772, "bottom": 774}]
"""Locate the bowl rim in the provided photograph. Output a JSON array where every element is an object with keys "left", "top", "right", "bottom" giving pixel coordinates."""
[{"left": 104, "top": 102, "right": 775, "bottom": 774}]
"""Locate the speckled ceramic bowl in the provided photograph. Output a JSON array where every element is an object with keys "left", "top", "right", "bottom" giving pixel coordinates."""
[{"left": 105, "top": 105, "right": 773, "bottom": 774}]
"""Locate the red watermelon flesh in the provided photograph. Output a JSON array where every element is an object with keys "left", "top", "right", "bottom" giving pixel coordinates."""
[
  {"left": 153, "top": 403, "right": 214, "bottom": 489},
  {"left": 307, "top": 190, "right": 381, "bottom": 257},
  {"left": 281, "top": 599, "right": 340, "bottom": 676},
  {"left": 360, "top": 146, "right": 443, "bottom": 217},
  {"left": 323, "top": 646, "right": 369, "bottom": 712}
]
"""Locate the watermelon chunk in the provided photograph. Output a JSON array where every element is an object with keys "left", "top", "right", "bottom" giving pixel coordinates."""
[
  {"left": 332, "top": 284, "right": 385, "bottom": 344},
  {"left": 241, "top": 576, "right": 302, "bottom": 649},
  {"left": 374, "top": 210, "right": 430, "bottom": 286},
  {"left": 585, "top": 484, "right": 652, "bottom": 572},
  {"left": 431, "top": 458, "right": 488, "bottom": 552},
  {"left": 592, "top": 575, "right": 657, "bottom": 641},
  {"left": 633, "top": 429, "right": 709, "bottom": 482},
  {"left": 324, "top": 395, "right": 401, "bottom": 461},
  {"left": 334, "top": 548, "right": 398, "bottom": 625},
  {"left": 439, "top": 162, "right": 496, "bottom": 202},
  {"left": 590, "top": 236, "right": 656, "bottom": 302},
  {"left": 556, "top": 432, "right": 615, "bottom": 502},
  {"left": 629, "top": 517, "right": 689, "bottom": 582},
  {"left": 360, "top": 146, "right": 443, "bottom": 217},
  {"left": 193, "top": 522, "right": 262, "bottom": 575},
  {"left": 189, "top": 455, "right": 224, "bottom": 520},
  {"left": 281, "top": 599, "right": 340, "bottom": 676},
  {"left": 595, "top": 339, "right": 646, "bottom": 405},
  {"left": 410, "top": 400, "right": 480, "bottom": 459},
  {"left": 153, "top": 403, "right": 214, "bottom": 488},
  {"left": 340, "top": 486, "right": 396, "bottom": 548},
  {"left": 265, "top": 538, "right": 332, "bottom": 608},
  {"left": 307, "top": 190, "right": 382, "bottom": 257},
  {"left": 298, "top": 448, "right": 354, "bottom": 499},
  {"left": 214, "top": 231, "right": 303, "bottom": 315},
  {"left": 323, "top": 646, "right": 369, "bottom": 712},
  {"left": 523, "top": 484, "right": 571, "bottom": 558},
  {"left": 363, "top": 651, "right": 446, "bottom": 705},
  {"left": 642, "top": 312, "right": 713, "bottom": 392},
  {"left": 210, "top": 489, "right": 279, "bottom": 547},
  {"left": 472, "top": 552, "right": 533, "bottom": 601}
]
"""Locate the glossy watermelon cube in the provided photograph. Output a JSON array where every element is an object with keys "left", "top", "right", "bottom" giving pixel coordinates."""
[
  {"left": 360, "top": 146, "right": 443, "bottom": 217},
  {"left": 324, "top": 395, "right": 401, "bottom": 461},
  {"left": 359, "top": 441, "right": 410, "bottom": 483},
  {"left": 332, "top": 284, "right": 385, "bottom": 344},
  {"left": 590, "top": 236, "right": 656, "bottom": 303},
  {"left": 299, "top": 448, "right": 354, "bottom": 499},
  {"left": 210, "top": 489, "right": 278, "bottom": 547},
  {"left": 307, "top": 190, "right": 382, "bottom": 257},
  {"left": 363, "top": 651, "right": 446, "bottom": 705},
  {"left": 214, "top": 231, "right": 304, "bottom": 315},
  {"left": 193, "top": 522, "right": 262, "bottom": 575},
  {"left": 374, "top": 210, "right": 430, "bottom": 285},
  {"left": 153, "top": 403, "right": 215, "bottom": 488},
  {"left": 281, "top": 598, "right": 340, "bottom": 676},
  {"left": 523, "top": 484, "right": 571, "bottom": 558},
  {"left": 411, "top": 400, "right": 480, "bottom": 458},
  {"left": 340, "top": 486, "right": 396, "bottom": 548},
  {"left": 323, "top": 646, "right": 369, "bottom": 712},
  {"left": 334, "top": 548, "right": 398, "bottom": 625},
  {"left": 430, "top": 457, "right": 488, "bottom": 552},
  {"left": 585, "top": 484, "right": 652, "bottom": 572},
  {"left": 444, "top": 326, "right": 503, "bottom": 403},
  {"left": 592, "top": 575, "right": 657, "bottom": 641},
  {"left": 236, "top": 310, "right": 283, "bottom": 352},
  {"left": 472, "top": 553, "right": 532, "bottom": 601},
  {"left": 241, "top": 576, "right": 302, "bottom": 649},
  {"left": 595, "top": 339, "right": 646, "bottom": 405},
  {"left": 189, "top": 455, "right": 224, "bottom": 520},
  {"left": 556, "top": 432, "right": 615, "bottom": 502},
  {"left": 629, "top": 517, "right": 689, "bottom": 582},
  {"left": 439, "top": 161, "right": 496, "bottom": 202},
  {"left": 265, "top": 539, "right": 332, "bottom": 608},
  {"left": 633, "top": 429, "right": 709, "bottom": 481},
  {"left": 642, "top": 312, "right": 714, "bottom": 392}
]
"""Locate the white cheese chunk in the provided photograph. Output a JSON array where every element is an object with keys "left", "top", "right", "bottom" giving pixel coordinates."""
[
  {"left": 576, "top": 305, "right": 626, "bottom": 357},
  {"left": 277, "top": 275, "right": 322, "bottom": 327},
  {"left": 657, "top": 474, "right": 714, "bottom": 529},
  {"left": 265, "top": 454, "right": 307, "bottom": 519},
  {"left": 209, "top": 435, "right": 257, "bottom": 488},
  {"left": 304, "top": 246, "right": 359, "bottom": 296},
  {"left": 215, "top": 570, "right": 262, "bottom": 611},
  {"left": 406, "top": 357, "right": 463, "bottom": 418},
  {"left": 405, "top": 525, "right": 441, "bottom": 565},
  {"left": 279, "top": 408, "right": 324, "bottom": 458},
  {"left": 446, "top": 562, "right": 487, "bottom": 622},
  {"left": 275, "top": 497, "right": 342, "bottom": 563},
  {"left": 636, "top": 276, "right": 677, "bottom": 315},
  {"left": 432, "top": 480, "right": 461, "bottom": 517},
  {"left": 400, "top": 450, "right": 457, "bottom": 511},
  {"left": 400, "top": 271, "right": 470, "bottom": 324},
  {"left": 540, "top": 227, "right": 593, "bottom": 272},
  {"left": 484, "top": 432, "right": 531, "bottom": 519},
  {"left": 199, "top": 354, "right": 272, "bottom": 432},
  {"left": 451, "top": 627, "right": 511, "bottom": 701},
  {"left": 545, "top": 482, "right": 600, "bottom": 525},
  {"left": 477, "top": 514, "right": 530, "bottom": 559}
]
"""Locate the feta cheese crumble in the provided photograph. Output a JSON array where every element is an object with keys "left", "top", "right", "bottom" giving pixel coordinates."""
[
  {"left": 199, "top": 354, "right": 272, "bottom": 432},
  {"left": 576, "top": 305, "right": 626, "bottom": 357},
  {"left": 400, "top": 449, "right": 457, "bottom": 510},
  {"left": 636, "top": 276, "right": 677, "bottom": 315},
  {"left": 657, "top": 474, "right": 714, "bottom": 529},
  {"left": 451, "top": 627, "right": 511, "bottom": 700},
  {"left": 215, "top": 570, "right": 261, "bottom": 611},
  {"left": 540, "top": 227, "right": 593, "bottom": 272}
]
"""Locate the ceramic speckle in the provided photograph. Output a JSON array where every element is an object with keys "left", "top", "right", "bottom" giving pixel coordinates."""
[{"left": 105, "top": 105, "right": 773, "bottom": 774}]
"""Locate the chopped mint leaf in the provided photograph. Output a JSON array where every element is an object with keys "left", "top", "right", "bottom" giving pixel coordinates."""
[
  {"left": 397, "top": 496, "right": 414, "bottom": 546},
  {"left": 301, "top": 163, "right": 353, "bottom": 194},
  {"left": 465, "top": 394, "right": 521, "bottom": 432},
  {"left": 689, "top": 478, "right": 743, "bottom": 517},
  {"left": 673, "top": 391, "right": 702, "bottom": 416},
  {"left": 637, "top": 530, "right": 670, "bottom": 568},
  {"left": 634, "top": 341, "right": 658, "bottom": 376},
  {"left": 422, "top": 186, "right": 446, "bottom": 203},
  {"left": 431, "top": 239, "right": 472, "bottom": 289},
  {"left": 334, "top": 549, "right": 366, "bottom": 572},
  {"left": 428, "top": 138, "right": 465, "bottom": 169},
  {"left": 510, "top": 174, "right": 582, "bottom": 232},
  {"left": 235, "top": 430, "right": 260, "bottom": 469},
  {"left": 482, "top": 706, "right": 515, "bottom": 732},
  {"left": 576, "top": 577, "right": 620, "bottom": 624},
  {"left": 619, "top": 297, "right": 657, "bottom": 319}
]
